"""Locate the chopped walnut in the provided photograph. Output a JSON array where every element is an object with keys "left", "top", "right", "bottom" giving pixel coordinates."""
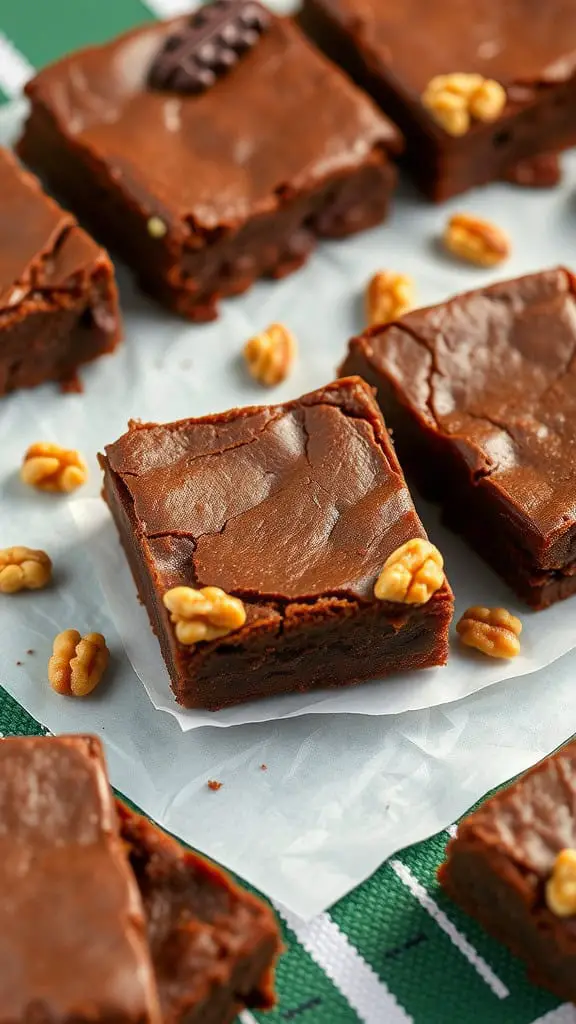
[
  {"left": 366, "top": 271, "right": 415, "bottom": 326},
  {"left": 456, "top": 606, "right": 522, "bottom": 658},
  {"left": 21, "top": 442, "right": 88, "bottom": 493},
  {"left": 546, "top": 849, "right": 576, "bottom": 917},
  {"left": 243, "top": 323, "right": 296, "bottom": 386},
  {"left": 443, "top": 213, "right": 510, "bottom": 267},
  {"left": 48, "top": 629, "right": 110, "bottom": 697},
  {"left": 147, "top": 215, "right": 167, "bottom": 238},
  {"left": 163, "top": 585, "right": 246, "bottom": 645},
  {"left": 374, "top": 539, "right": 445, "bottom": 605},
  {"left": 422, "top": 73, "right": 506, "bottom": 136},
  {"left": 0, "top": 547, "right": 52, "bottom": 593}
]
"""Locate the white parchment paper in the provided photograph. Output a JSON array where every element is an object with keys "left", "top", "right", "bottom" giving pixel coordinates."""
[{"left": 2, "top": 95, "right": 576, "bottom": 916}]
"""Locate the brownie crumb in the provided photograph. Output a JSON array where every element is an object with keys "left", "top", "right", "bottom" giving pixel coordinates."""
[
  {"left": 26, "top": 649, "right": 35, "bottom": 655},
  {"left": 60, "top": 372, "right": 84, "bottom": 394},
  {"left": 16, "top": 661, "right": 22, "bottom": 666},
  {"left": 260, "top": 764, "right": 268, "bottom": 771},
  {"left": 207, "top": 779, "right": 223, "bottom": 791}
]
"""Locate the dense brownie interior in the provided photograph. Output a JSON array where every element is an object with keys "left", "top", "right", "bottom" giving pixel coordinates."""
[
  {"left": 340, "top": 268, "right": 576, "bottom": 608},
  {"left": 101, "top": 378, "right": 453, "bottom": 709},
  {"left": 19, "top": 15, "right": 400, "bottom": 319},
  {"left": 439, "top": 741, "right": 576, "bottom": 1001},
  {"left": 299, "top": 0, "right": 576, "bottom": 199},
  {"left": 0, "top": 147, "right": 120, "bottom": 392}
]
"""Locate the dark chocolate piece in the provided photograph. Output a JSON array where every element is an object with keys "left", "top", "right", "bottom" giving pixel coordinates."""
[
  {"left": 99, "top": 377, "right": 453, "bottom": 711},
  {"left": 148, "top": 0, "right": 270, "bottom": 95},
  {"left": 340, "top": 267, "right": 576, "bottom": 609},
  {"left": 439, "top": 741, "right": 576, "bottom": 1003},
  {"left": 118, "top": 802, "right": 281, "bottom": 1024},
  {"left": 18, "top": 14, "right": 400, "bottom": 321},
  {"left": 298, "top": 0, "right": 576, "bottom": 200},
  {"left": 0, "top": 735, "right": 161, "bottom": 1022},
  {"left": 0, "top": 147, "right": 121, "bottom": 395}
]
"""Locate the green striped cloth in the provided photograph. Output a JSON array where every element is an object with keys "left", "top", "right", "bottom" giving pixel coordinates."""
[{"left": 0, "top": 5, "right": 571, "bottom": 1022}]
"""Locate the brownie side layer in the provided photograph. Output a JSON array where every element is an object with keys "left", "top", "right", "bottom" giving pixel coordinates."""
[
  {"left": 340, "top": 268, "right": 576, "bottom": 609},
  {"left": 117, "top": 803, "right": 280, "bottom": 1024},
  {"left": 18, "top": 16, "right": 400, "bottom": 321},
  {"left": 298, "top": 0, "right": 576, "bottom": 200},
  {"left": 0, "top": 736, "right": 161, "bottom": 1023},
  {"left": 439, "top": 742, "right": 576, "bottom": 1002},
  {"left": 100, "top": 378, "right": 453, "bottom": 710}
]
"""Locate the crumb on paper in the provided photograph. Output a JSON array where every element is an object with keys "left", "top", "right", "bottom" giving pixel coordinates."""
[
  {"left": 16, "top": 661, "right": 22, "bottom": 666},
  {"left": 26, "top": 649, "right": 34, "bottom": 655},
  {"left": 260, "top": 763, "right": 268, "bottom": 771},
  {"left": 207, "top": 779, "right": 223, "bottom": 791}
]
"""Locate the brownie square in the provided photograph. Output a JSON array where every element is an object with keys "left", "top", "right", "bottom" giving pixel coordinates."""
[
  {"left": 340, "top": 267, "right": 576, "bottom": 610},
  {"left": 118, "top": 802, "right": 281, "bottom": 1024},
  {"left": 100, "top": 377, "right": 453, "bottom": 710},
  {"left": 18, "top": 11, "right": 400, "bottom": 322},
  {"left": 0, "top": 147, "right": 120, "bottom": 394},
  {"left": 0, "top": 735, "right": 160, "bottom": 1022},
  {"left": 439, "top": 741, "right": 576, "bottom": 1003},
  {"left": 299, "top": 0, "right": 576, "bottom": 200}
]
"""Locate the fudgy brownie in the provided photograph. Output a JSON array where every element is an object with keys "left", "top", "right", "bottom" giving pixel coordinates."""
[
  {"left": 19, "top": 7, "right": 401, "bottom": 321},
  {"left": 340, "top": 267, "right": 576, "bottom": 609},
  {"left": 100, "top": 377, "right": 453, "bottom": 710},
  {"left": 118, "top": 802, "right": 281, "bottom": 1024},
  {"left": 299, "top": 0, "right": 576, "bottom": 200},
  {"left": 439, "top": 741, "right": 576, "bottom": 1003},
  {"left": 0, "top": 147, "right": 120, "bottom": 394},
  {"left": 0, "top": 735, "right": 161, "bottom": 1023}
]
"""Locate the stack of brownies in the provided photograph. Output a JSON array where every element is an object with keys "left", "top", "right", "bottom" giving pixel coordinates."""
[{"left": 3, "top": 0, "right": 576, "bottom": 1008}]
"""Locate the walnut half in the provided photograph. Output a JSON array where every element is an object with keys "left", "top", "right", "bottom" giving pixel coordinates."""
[
  {"left": 374, "top": 539, "right": 445, "bottom": 605},
  {"left": 48, "top": 630, "right": 109, "bottom": 696},
  {"left": 0, "top": 546, "right": 52, "bottom": 593},
  {"left": 21, "top": 442, "right": 88, "bottom": 493},
  {"left": 422, "top": 73, "right": 506, "bottom": 136},
  {"left": 456, "top": 606, "right": 522, "bottom": 658},
  {"left": 443, "top": 213, "right": 510, "bottom": 267},
  {"left": 366, "top": 271, "right": 415, "bottom": 327},
  {"left": 244, "top": 323, "right": 296, "bottom": 386},
  {"left": 163, "top": 586, "right": 247, "bottom": 645}
]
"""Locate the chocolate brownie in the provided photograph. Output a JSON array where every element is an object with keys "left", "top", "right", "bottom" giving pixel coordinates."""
[
  {"left": 299, "top": 0, "right": 576, "bottom": 200},
  {"left": 439, "top": 741, "right": 576, "bottom": 1002},
  {"left": 0, "top": 147, "right": 120, "bottom": 394},
  {"left": 18, "top": 8, "right": 401, "bottom": 321},
  {"left": 0, "top": 735, "right": 161, "bottom": 1023},
  {"left": 340, "top": 267, "right": 576, "bottom": 609},
  {"left": 118, "top": 802, "right": 281, "bottom": 1024},
  {"left": 100, "top": 376, "right": 453, "bottom": 710}
]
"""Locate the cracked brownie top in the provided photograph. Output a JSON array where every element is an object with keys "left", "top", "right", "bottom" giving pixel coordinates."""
[
  {"left": 342, "top": 267, "right": 576, "bottom": 559},
  {"left": 102, "top": 377, "right": 432, "bottom": 616}
]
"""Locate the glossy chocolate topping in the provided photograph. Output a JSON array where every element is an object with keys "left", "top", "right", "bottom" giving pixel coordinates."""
[
  {"left": 24, "top": 15, "right": 399, "bottom": 231},
  {"left": 105, "top": 378, "right": 426, "bottom": 605},
  {"left": 0, "top": 736, "right": 160, "bottom": 1021},
  {"left": 353, "top": 268, "right": 576, "bottom": 551},
  {"left": 0, "top": 147, "right": 106, "bottom": 312},
  {"left": 457, "top": 742, "right": 576, "bottom": 881},
  {"left": 318, "top": 0, "right": 576, "bottom": 96}
]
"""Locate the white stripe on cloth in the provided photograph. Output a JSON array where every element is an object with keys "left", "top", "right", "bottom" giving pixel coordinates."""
[
  {"left": 446, "top": 823, "right": 458, "bottom": 838},
  {"left": 275, "top": 903, "right": 413, "bottom": 1024},
  {"left": 390, "top": 860, "right": 509, "bottom": 1001},
  {"left": 239, "top": 1013, "right": 259, "bottom": 1024},
  {"left": 143, "top": 0, "right": 200, "bottom": 15},
  {"left": 0, "top": 32, "right": 34, "bottom": 97},
  {"left": 531, "top": 1008, "right": 576, "bottom": 1024}
]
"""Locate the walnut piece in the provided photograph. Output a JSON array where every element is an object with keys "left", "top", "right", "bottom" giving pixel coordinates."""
[
  {"left": 21, "top": 442, "right": 88, "bottom": 493},
  {"left": 147, "top": 215, "right": 167, "bottom": 238},
  {"left": 456, "top": 606, "right": 522, "bottom": 658},
  {"left": 546, "top": 849, "right": 576, "bottom": 917},
  {"left": 244, "top": 323, "right": 296, "bottom": 386},
  {"left": 48, "top": 629, "right": 109, "bottom": 697},
  {"left": 443, "top": 213, "right": 510, "bottom": 267},
  {"left": 163, "top": 586, "right": 247, "bottom": 645},
  {"left": 422, "top": 73, "right": 506, "bottom": 136},
  {"left": 0, "top": 546, "right": 52, "bottom": 593},
  {"left": 374, "top": 539, "right": 445, "bottom": 605},
  {"left": 366, "top": 271, "right": 415, "bottom": 326}
]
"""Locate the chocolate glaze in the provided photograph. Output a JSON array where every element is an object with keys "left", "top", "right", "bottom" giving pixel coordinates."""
[
  {"left": 19, "top": 14, "right": 400, "bottom": 319},
  {"left": 439, "top": 741, "right": 576, "bottom": 1001},
  {"left": 299, "top": 0, "right": 576, "bottom": 199},
  {"left": 0, "top": 736, "right": 160, "bottom": 1022},
  {"left": 101, "top": 377, "right": 453, "bottom": 709},
  {"left": 0, "top": 147, "right": 121, "bottom": 394},
  {"left": 340, "top": 268, "right": 576, "bottom": 608}
]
